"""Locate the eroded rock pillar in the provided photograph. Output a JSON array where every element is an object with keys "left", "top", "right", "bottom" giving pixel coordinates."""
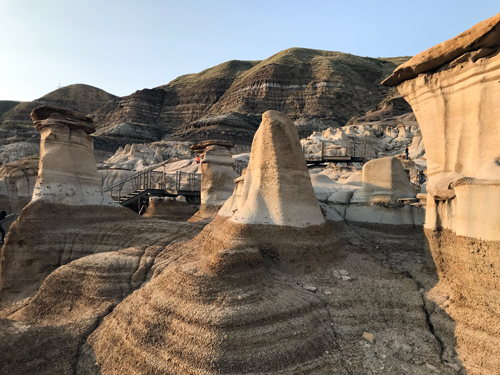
[
  {"left": 188, "top": 140, "right": 237, "bottom": 221},
  {"left": 383, "top": 13, "right": 500, "bottom": 374},
  {"left": 31, "top": 105, "right": 117, "bottom": 206}
]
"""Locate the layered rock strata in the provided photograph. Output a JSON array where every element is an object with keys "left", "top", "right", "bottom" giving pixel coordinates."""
[
  {"left": 1, "top": 106, "right": 125, "bottom": 303},
  {"left": 31, "top": 105, "right": 117, "bottom": 206},
  {"left": 188, "top": 140, "right": 237, "bottom": 221},
  {"left": 384, "top": 12, "right": 500, "bottom": 374},
  {"left": 92, "top": 49, "right": 410, "bottom": 146},
  {"left": 0, "top": 84, "right": 119, "bottom": 165},
  {"left": 143, "top": 196, "right": 198, "bottom": 221},
  {"left": 80, "top": 111, "right": 339, "bottom": 374}
]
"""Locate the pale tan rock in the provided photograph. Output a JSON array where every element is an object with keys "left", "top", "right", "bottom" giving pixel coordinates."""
[
  {"left": 408, "top": 129, "right": 425, "bottom": 160},
  {"left": 30, "top": 106, "right": 117, "bottom": 206},
  {"left": 363, "top": 332, "right": 375, "bottom": 344},
  {"left": 351, "top": 157, "right": 416, "bottom": 204},
  {"left": 386, "top": 14, "right": 500, "bottom": 374},
  {"left": 346, "top": 157, "right": 422, "bottom": 225},
  {"left": 188, "top": 142, "right": 237, "bottom": 221},
  {"left": 223, "top": 111, "right": 325, "bottom": 227}
]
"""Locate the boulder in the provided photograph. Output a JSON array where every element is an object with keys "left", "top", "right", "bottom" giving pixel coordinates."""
[
  {"left": 351, "top": 157, "right": 416, "bottom": 204},
  {"left": 345, "top": 157, "right": 423, "bottom": 225}
]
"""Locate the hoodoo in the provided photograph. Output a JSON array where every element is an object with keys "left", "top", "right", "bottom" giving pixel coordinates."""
[
  {"left": 384, "top": 13, "right": 500, "bottom": 374},
  {"left": 0, "top": 106, "right": 127, "bottom": 303},
  {"left": 189, "top": 140, "right": 237, "bottom": 221},
  {"left": 80, "top": 111, "right": 338, "bottom": 374},
  {"left": 30, "top": 105, "right": 117, "bottom": 206}
]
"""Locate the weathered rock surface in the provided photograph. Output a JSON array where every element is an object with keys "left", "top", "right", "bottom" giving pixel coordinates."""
[
  {"left": 189, "top": 141, "right": 237, "bottom": 221},
  {"left": 350, "top": 157, "right": 416, "bottom": 205},
  {"left": 79, "top": 111, "right": 340, "bottom": 374},
  {"left": 0, "top": 159, "right": 38, "bottom": 213},
  {"left": 344, "top": 157, "right": 423, "bottom": 225},
  {"left": 68, "top": 111, "right": 454, "bottom": 374},
  {"left": 143, "top": 196, "right": 198, "bottom": 221},
  {"left": 385, "top": 12, "right": 500, "bottom": 374},
  {"left": 31, "top": 105, "right": 117, "bottom": 206},
  {"left": 221, "top": 111, "right": 325, "bottom": 227}
]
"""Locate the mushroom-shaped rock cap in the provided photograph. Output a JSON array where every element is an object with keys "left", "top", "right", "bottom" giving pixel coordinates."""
[
  {"left": 226, "top": 110, "right": 325, "bottom": 227},
  {"left": 383, "top": 13, "right": 500, "bottom": 86},
  {"left": 30, "top": 105, "right": 96, "bottom": 134},
  {"left": 191, "top": 139, "right": 235, "bottom": 153}
]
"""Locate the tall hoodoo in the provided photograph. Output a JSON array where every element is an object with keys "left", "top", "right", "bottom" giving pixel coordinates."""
[
  {"left": 83, "top": 111, "right": 338, "bottom": 374},
  {"left": 188, "top": 139, "right": 237, "bottom": 221},
  {"left": 221, "top": 110, "right": 325, "bottom": 227},
  {"left": 383, "top": 13, "right": 500, "bottom": 374},
  {"left": 30, "top": 105, "right": 117, "bottom": 206}
]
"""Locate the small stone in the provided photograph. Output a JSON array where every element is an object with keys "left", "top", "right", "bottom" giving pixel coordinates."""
[
  {"left": 303, "top": 285, "right": 317, "bottom": 292},
  {"left": 341, "top": 276, "right": 352, "bottom": 281},
  {"left": 332, "top": 270, "right": 341, "bottom": 279},
  {"left": 362, "top": 332, "right": 375, "bottom": 343},
  {"left": 323, "top": 290, "right": 333, "bottom": 295},
  {"left": 381, "top": 354, "right": 387, "bottom": 359},
  {"left": 394, "top": 341, "right": 402, "bottom": 350},
  {"left": 419, "top": 288, "right": 425, "bottom": 293},
  {"left": 324, "top": 350, "right": 329, "bottom": 355},
  {"left": 425, "top": 363, "right": 437, "bottom": 370},
  {"left": 338, "top": 270, "right": 349, "bottom": 276},
  {"left": 445, "top": 362, "right": 461, "bottom": 371},
  {"left": 401, "top": 344, "right": 412, "bottom": 352}
]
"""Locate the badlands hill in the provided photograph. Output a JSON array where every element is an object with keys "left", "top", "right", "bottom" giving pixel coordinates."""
[
  {"left": 92, "top": 48, "right": 411, "bottom": 145},
  {"left": 0, "top": 85, "right": 119, "bottom": 164},
  {"left": 0, "top": 49, "right": 412, "bottom": 166},
  {"left": 0, "top": 101, "right": 20, "bottom": 118},
  {"left": 0, "top": 84, "right": 117, "bottom": 127}
]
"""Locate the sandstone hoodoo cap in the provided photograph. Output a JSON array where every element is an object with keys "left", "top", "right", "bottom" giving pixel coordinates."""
[
  {"left": 382, "top": 12, "right": 500, "bottom": 86},
  {"left": 190, "top": 139, "right": 235, "bottom": 154},
  {"left": 30, "top": 105, "right": 96, "bottom": 134}
]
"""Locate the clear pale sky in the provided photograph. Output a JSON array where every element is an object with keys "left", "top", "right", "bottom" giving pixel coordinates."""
[{"left": 0, "top": 0, "right": 498, "bottom": 101}]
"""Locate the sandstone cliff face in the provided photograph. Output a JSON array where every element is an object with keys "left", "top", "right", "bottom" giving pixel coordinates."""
[
  {"left": 384, "top": 12, "right": 500, "bottom": 375},
  {"left": 91, "top": 49, "right": 411, "bottom": 145}
]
